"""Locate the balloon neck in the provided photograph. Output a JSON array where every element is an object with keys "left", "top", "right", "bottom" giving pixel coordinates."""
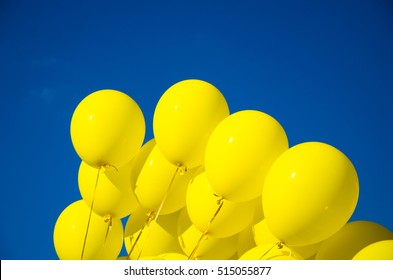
[
  {"left": 104, "top": 214, "right": 112, "bottom": 224},
  {"left": 103, "top": 214, "right": 113, "bottom": 245},
  {"left": 177, "top": 164, "right": 187, "bottom": 175},
  {"left": 213, "top": 193, "right": 224, "bottom": 204},
  {"left": 146, "top": 211, "right": 156, "bottom": 225},
  {"left": 100, "top": 164, "right": 118, "bottom": 173}
]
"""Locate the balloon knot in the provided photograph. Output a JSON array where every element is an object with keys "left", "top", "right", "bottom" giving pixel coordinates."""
[
  {"left": 146, "top": 211, "right": 156, "bottom": 225},
  {"left": 101, "top": 164, "right": 118, "bottom": 173},
  {"left": 104, "top": 214, "right": 112, "bottom": 223},
  {"left": 277, "top": 242, "right": 284, "bottom": 249},
  {"left": 176, "top": 164, "right": 187, "bottom": 175}
]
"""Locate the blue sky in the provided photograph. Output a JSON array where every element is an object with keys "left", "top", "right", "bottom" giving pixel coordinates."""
[{"left": 1, "top": 0, "right": 392, "bottom": 259}]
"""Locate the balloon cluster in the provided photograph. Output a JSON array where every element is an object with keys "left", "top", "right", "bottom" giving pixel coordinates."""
[{"left": 53, "top": 80, "right": 393, "bottom": 260}]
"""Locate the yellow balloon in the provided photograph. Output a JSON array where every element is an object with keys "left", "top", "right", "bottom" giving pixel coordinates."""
[
  {"left": 315, "top": 220, "right": 393, "bottom": 259},
  {"left": 135, "top": 145, "right": 198, "bottom": 215},
  {"left": 263, "top": 142, "right": 359, "bottom": 246},
  {"left": 139, "top": 253, "right": 189, "bottom": 260},
  {"left": 129, "top": 138, "right": 156, "bottom": 189},
  {"left": 253, "top": 219, "right": 321, "bottom": 259},
  {"left": 78, "top": 160, "right": 139, "bottom": 218},
  {"left": 353, "top": 240, "right": 393, "bottom": 260},
  {"left": 205, "top": 110, "right": 288, "bottom": 202},
  {"left": 177, "top": 208, "right": 238, "bottom": 260},
  {"left": 186, "top": 170, "right": 258, "bottom": 238},
  {"left": 53, "top": 200, "right": 123, "bottom": 260},
  {"left": 153, "top": 79, "right": 229, "bottom": 169},
  {"left": 155, "top": 253, "right": 188, "bottom": 260},
  {"left": 124, "top": 207, "right": 183, "bottom": 259},
  {"left": 70, "top": 89, "right": 145, "bottom": 169},
  {"left": 239, "top": 244, "right": 303, "bottom": 260},
  {"left": 237, "top": 226, "right": 257, "bottom": 258}
]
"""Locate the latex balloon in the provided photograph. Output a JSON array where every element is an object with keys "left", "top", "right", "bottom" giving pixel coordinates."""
[
  {"left": 315, "top": 220, "right": 393, "bottom": 260},
  {"left": 70, "top": 89, "right": 145, "bottom": 169},
  {"left": 153, "top": 79, "right": 229, "bottom": 169},
  {"left": 135, "top": 145, "right": 198, "bottom": 215},
  {"left": 78, "top": 160, "right": 139, "bottom": 218},
  {"left": 129, "top": 139, "right": 156, "bottom": 189},
  {"left": 263, "top": 142, "right": 359, "bottom": 246},
  {"left": 253, "top": 219, "right": 321, "bottom": 259},
  {"left": 53, "top": 200, "right": 123, "bottom": 260},
  {"left": 239, "top": 244, "right": 303, "bottom": 260},
  {"left": 124, "top": 207, "right": 183, "bottom": 259},
  {"left": 140, "top": 253, "right": 189, "bottom": 260},
  {"left": 353, "top": 240, "right": 393, "bottom": 260},
  {"left": 186, "top": 170, "right": 258, "bottom": 238},
  {"left": 177, "top": 208, "right": 238, "bottom": 260},
  {"left": 237, "top": 226, "right": 257, "bottom": 258},
  {"left": 205, "top": 110, "right": 288, "bottom": 202}
]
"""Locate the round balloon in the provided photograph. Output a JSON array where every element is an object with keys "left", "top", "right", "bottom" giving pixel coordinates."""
[
  {"left": 237, "top": 226, "right": 257, "bottom": 257},
  {"left": 253, "top": 219, "right": 321, "bottom": 259},
  {"left": 140, "top": 253, "right": 189, "bottom": 260},
  {"left": 186, "top": 170, "right": 258, "bottom": 238},
  {"left": 129, "top": 138, "right": 156, "bottom": 189},
  {"left": 315, "top": 220, "right": 393, "bottom": 259},
  {"left": 135, "top": 145, "right": 198, "bottom": 215},
  {"left": 78, "top": 160, "right": 139, "bottom": 218},
  {"left": 124, "top": 207, "right": 183, "bottom": 259},
  {"left": 353, "top": 240, "right": 393, "bottom": 260},
  {"left": 239, "top": 244, "right": 303, "bottom": 260},
  {"left": 177, "top": 208, "right": 238, "bottom": 260},
  {"left": 53, "top": 200, "right": 123, "bottom": 260},
  {"left": 205, "top": 110, "right": 288, "bottom": 202},
  {"left": 153, "top": 79, "right": 229, "bottom": 169},
  {"left": 263, "top": 142, "right": 359, "bottom": 246},
  {"left": 70, "top": 89, "right": 145, "bottom": 169}
]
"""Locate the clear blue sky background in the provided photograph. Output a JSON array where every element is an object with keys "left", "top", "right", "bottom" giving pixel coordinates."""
[{"left": 1, "top": 0, "right": 392, "bottom": 259}]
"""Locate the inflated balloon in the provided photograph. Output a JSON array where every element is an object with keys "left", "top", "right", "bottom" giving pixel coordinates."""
[
  {"left": 124, "top": 207, "right": 183, "bottom": 259},
  {"left": 353, "top": 240, "right": 393, "bottom": 260},
  {"left": 237, "top": 226, "right": 258, "bottom": 258},
  {"left": 78, "top": 160, "right": 139, "bottom": 218},
  {"left": 253, "top": 219, "right": 321, "bottom": 259},
  {"left": 70, "top": 89, "right": 145, "bottom": 169},
  {"left": 140, "top": 253, "right": 189, "bottom": 260},
  {"left": 53, "top": 200, "right": 123, "bottom": 260},
  {"left": 129, "top": 138, "right": 156, "bottom": 188},
  {"left": 239, "top": 244, "right": 303, "bottom": 260},
  {"left": 186, "top": 170, "right": 258, "bottom": 238},
  {"left": 263, "top": 142, "right": 359, "bottom": 246},
  {"left": 153, "top": 79, "right": 229, "bottom": 169},
  {"left": 315, "top": 220, "right": 393, "bottom": 260},
  {"left": 177, "top": 208, "right": 238, "bottom": 260},
  {"left": 205, "top": 110, "right": 288, "bottom": 202},
  {"left": 135, "top": 145, "right": 198, "bottom": 215}
]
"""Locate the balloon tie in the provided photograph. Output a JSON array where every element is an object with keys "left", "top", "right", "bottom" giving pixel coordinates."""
[
  {"left": 136, "top": 165, "right": 183, "bottom": 259},
  {"left": 101, "top": 164, "right": 118, "bottom": 172},
  {"left": 188, "top": 197, "right": 224, "bottom": 260},
  {"left": 259, "top": 242, "right": 284, "bottom": 260},
  {"left": 127, "top": 211, "right": 156, "bottom": 260},
  {"left": 80, "top": 165, "right": 103, "bottom": 260},
  {"left": 103, "top": 214, "right": 113, "bottom": 245}
]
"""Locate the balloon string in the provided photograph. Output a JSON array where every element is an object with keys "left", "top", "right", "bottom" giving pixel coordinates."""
[
  {"left": 126, "top": 211, "right": 155, "bottom": 260},
  {"left": 259, "top": 242, "right": 284, "bottom": 260},
  {"left": 103, "top": 215, "right": 112, "bottom": 245},
  {"left": 81, "top": 165, "right": 102, "bottom": 260},
  {"left": 188, "top": 197, "right": 224, "bottom": 260},
  {"left": 136, "top": 165, "right": 183, "bottom": 260}
]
